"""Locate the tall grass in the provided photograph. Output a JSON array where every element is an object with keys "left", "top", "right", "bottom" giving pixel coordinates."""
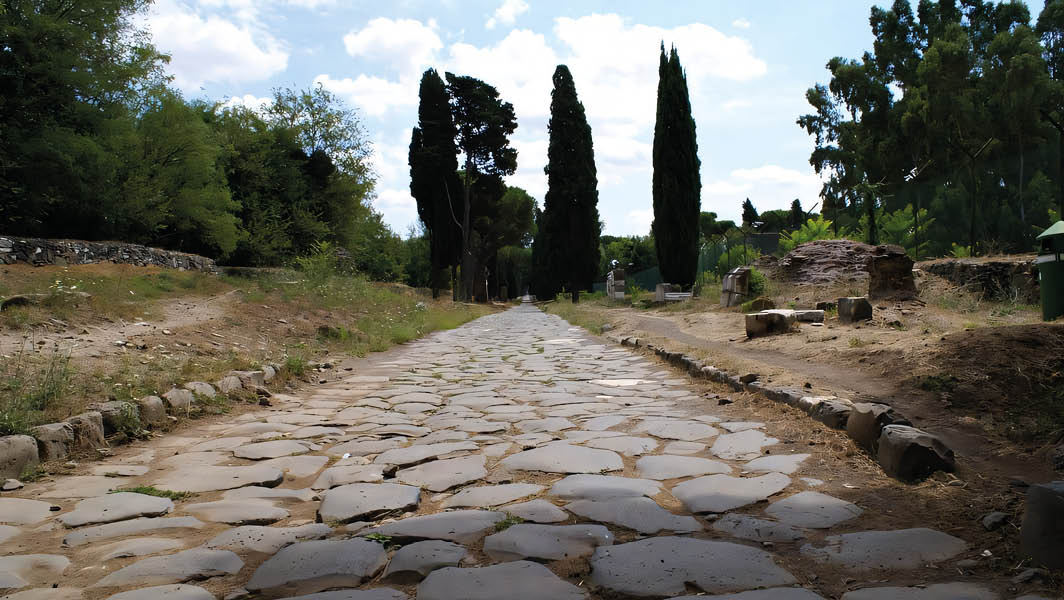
[{"left": 0, "top": 344, "right": 73, "bottom": 435}]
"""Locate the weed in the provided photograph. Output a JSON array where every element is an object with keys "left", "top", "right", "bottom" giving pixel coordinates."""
[
  {"left": 112, "top": 486, "right": 193, "bottom": 501},
  {"left": 494, "top": 513, "right": 524, "bottom": 531},
  {"left": 19, "top": 464, "right": 47, "bottom": 482},
  {"left": 848, "top": 337, "right": 870, "bottom": 348},
  {"left": 284, "top": 355, "right": 308, "bottom": 378},
  {"left": 0, "top": 343, "right": 73, "bottom": 435},
  {"left": 364, "top": 533, "right": 396, "bottom": 547}
]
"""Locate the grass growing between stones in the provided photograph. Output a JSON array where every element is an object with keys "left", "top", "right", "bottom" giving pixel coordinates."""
[
  {"left": 494, "top": 513, "right": 524, "bottom": 531},
  {"left": 112, "top": 486, "right": 193, "bottom": 501}
]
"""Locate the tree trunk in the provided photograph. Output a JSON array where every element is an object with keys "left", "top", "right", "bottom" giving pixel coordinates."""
[
  {"left": 913, "top": 193, "right": 920, "bottom": 261},
  {"left": 1019, "top": 134, "right": 1026, "bottom": 226},
  {"left": 571, "top": 289, "right": 579, "bottom": 303},
  {"left": 460, "top": 161, "right": 474, "bottom": 302},
  {"left": 451, "top": 265, "right": 458, "bottom": 302}
]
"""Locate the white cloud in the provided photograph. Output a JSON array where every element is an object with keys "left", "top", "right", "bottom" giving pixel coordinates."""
[
  {"left": 222, "top": 94, "right": 272, "bottom": 112},
  {"left": 144, "top": 0, "right": 288, "bottom": 91},
  {"left": 486, "top": 0, "right": 529, "bottom": 29},
  {"left": 343, "top": 18, "right": 442, "bottom": 79},
  {"left": 315, "top": 74, "right": 417, "bottom": 118},
  {"left": 625, "top": 209, "right": 654, "bottom": 235},
  {"left": 448, "top": 29, "right": 558, "bottom": 120},
  {"left": 702, "top": 165, "right": 824, "bottom": 222},
  {"left": 374, "top": 188, "right": 418, "bottom": 229},
  {"left": 732, "top": 18, "right": 752, "bottom": 29}
]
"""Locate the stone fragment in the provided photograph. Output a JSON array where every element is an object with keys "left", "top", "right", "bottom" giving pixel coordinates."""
[
  {"left": 549, "top": 474, "right": 660, "bottom": 501},
  {"left": 373, "top": 442, "right": 479, "bottom": 467},
  {"left": 382, "top": 540, "right": 468, "bottom": 583},
  {"left": 809, "top": 398, "right": 854, "bottom": 429},
  {"left": 794, "top": 310, "right": 825, "bottom": 323},
  {"left": 162, "top": 389, "right": 195, "bottom": 410},
  {"left": 845, "top": 403, "right": 911, "bottom": 454},
  {"left": 670, "top": 591, "right": 825, "bottom": 600},
  {"left": 876, "top": 425, "right": 955, "bottom": 481},
  {"left": 711, "top": 514, "right": 806, "bottom": 542},
  {"left": 361, "top": 510, "right": 504, "bottom": 545},
  {"left": 484, "top": 523, "right": 613, "bottom": 561},
  {"left": 0, "top": 554, "right": 69, "bottom": 591},
  {"left": 153, "top": 465, "right": 284, "bottom": 492},
  {"left": 87, "top": 401, "right": 140, "bottom": 435},
  {"left": 1020, "top": 481, "right": 1064, "bottom": 570},
  {"left": 720, "top": 422, "right": 764, "bottom": 433},
  {"left": 764, "top": 491, "right": 862, "bottom": 529},
  {"left": 743, "top": 454, "right": 810, "bottom": 475},
  {"left": 312, "top": 465, "right": 386, "bottom": 490},
  {"left": 566, "top": 497, "right": 701, "bottom": 534},
  {"left": 673, "top": 473, "right": 791, "bottom": 513},
  {"left": 0, "top": 498, "right": 55, "bottom": 525},
  {"left": 745, "top": 310, "right": 797, "bottom": 338},
  {"left": 635, "top": 455, "right": 731, "bottom": 480},
  {"left": 206, "top": 523, "right": 332, "bottom": 553},
  {"left": 63, "top": 412, "right": 105, "bottom": 450},
  {"left": 184, "top": 500, "right": 289, "bottom": 525},
  {"left": 135, "top": 396, "right": 167, "bottom": 427},
  {"left": 634, "top": 420, "right": 718, "bottom": 441},
  {"left": 233, "top": 370, "right": 266, "bottom": 388},
  {"left": 97, "top": 538, "right": 185, "bottom": 561},
  {"left": 64, "top": 517, "right": 205, "bottom": 547},
  {"left": 417, "top": 561, "right": 586, "bottom": 600},
  {"left": 662, "top": 441, "right": 706, "bottom": 455},
  {"left": 105, "top": 585, "right": 215, "bottom": 600},
  {"left": 31, "top": 423, "right": 74, "bottom": 461},
  {"left": 91, "top": 549, "right": 242, "bottom": 588},
  {"left": 590, "top": 537, "right": 795, "bottom": 597},
  {"left": 184, "top": 382, "right": 216, "bottom": 398},
  {"left": 800, "top": 528, "right": 967, "bottom": 569},
  {"left": 232, "top": 440, "right": 311, "bottom": 460},
  {"left": 58, "top": 492, "right": 173, "bottom": 527},
  {"left": 867, "top": 245, "right": 916, "bottom": 300},
  {"left": 584, "top": 436, "right": 658, "bottom": 456},
  {"left": 395, "top": 455, "right": 487, "bottom": 492},
  {"left": 0, "top": 478, "right": 20, "bottom": 491},
  {"left": 840, "top": 583, "right": 997, "bottom": 600},
  {"left": 317, "top": 483, "right": 421, "bottom": 524},
  {"left": 216, "top": 376, "right": 242, "bottom": 395},
  {"left": 838, "top": 297, "right": 873, "bottom": 323},
  {"left": 245, "top": 539, "right": 388, "bottom": 596},
  {"left": 0, "top": 435, "right": 38, "bottom": 479},
  {"left": 442, "top": 483, "right": 544, "bottom": 508},
  {"left": 711, "top": 430, "right": 779, "bottom": 460},
  {"left": 501, "top": 444, "right": 622, "bottom": 473},
  {"left": 502, "top": 499, "right": 568, "bottom": 523}
]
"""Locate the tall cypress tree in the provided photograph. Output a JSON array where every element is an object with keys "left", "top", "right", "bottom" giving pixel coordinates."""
[
  {"left": 651, "top": 44, "right": 701, "bottom": 288},
  {"left": 409, "top": 69, "right": 461, "bottom": 299},
  {"left": 537, "top": 65, "right": 601, "bottom": 302}
]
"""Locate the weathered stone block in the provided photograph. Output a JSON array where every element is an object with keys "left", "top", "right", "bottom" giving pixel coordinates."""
[
  {"left": 31, "top": 422, "right": 74, "bottom": 461},
  {"left": 877, "top": 425, "right": 954, "bottom": 481},
  {"left": 184, "top": 381, "right": 216, "bottom": 399},
  {"left": 869, "top": 244, "right": 916, "bottom": 300},
  {"left": 746, "top": 297, "right": 775, "bottom": 312},
  {"left": 136, "top": 396, "right": 167, "bottom": 427},
  {"left": 810, "top": 398, "right": 855, "bottom": 429},
  {"left": 815, "top": 301, "right": 836, "bottom": 311},
  {"left": 262, "top": 366, "right": 277, "bottom": 382},
  {"left": 162, "top": 388, "right": 194, "bottom": 410},
  {"left": 794, "top": 310, "right": 825, "bottom": 323},
  {"left": 87, "top": 400, "right": 140, "bottom": 435},
  {"left": 64, "top": 412, "right": 105, "bottom": 450},
  {"left": 846, "top": 403, "right": 912, "bottom": 454},
  {"left": 0, "top": 435, "right": 39, "bottom": 478},
  {"left": 1020, "top": 481, "right": 1064, "bottom": 570},
  {"left": 796, "top": 396, "right": 835, "bottom": 415},
  {"left": 745, "top": 310, "right": 797, "bottom": 338},
  {"left": 216, "top": 375, "right": 242, "bottom": 395},
  {"left": 838, "top": 297, "right": 873, "bottom": 323},
  {"left": 233, "top": 370, "right": 266, "bottom": 389},
  {"left": 720, "top": 267, "right": 751, "bottom": 307}
]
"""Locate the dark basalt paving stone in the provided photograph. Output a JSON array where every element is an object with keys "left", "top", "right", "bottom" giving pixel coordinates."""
[
  {"left": 669, "top": 589, "right": 827, "bottom": 599},
  {"left": 0, "top": 554, "right": 70, "bottom": 591},
  {"left": 360, "top": 510, "right": 505, "bottom": 545},
  {"left": 764, "top": 491, "right": 862, "bottom": 529},
  {"left": 317, "top": 483, "right": 421, "bottom": 524},
  {"left": 96, "top": 537, "right": 185, "bottom": 561},
  {"left": 584, "top": 436, "right": 658, "bottom": 456},
  {"left": 711, "top": 430, "right": 779, "bottom": 460},
  {"left": 0, "top": 498, "right": 60, "bottom": 526},
  {"left": 395, "top": 455, "right": 487, "bottom": 492},
  {"left": 744, "top": 454, "right": 810, "bottom": 475},
  {"left": 105, "top": 584, "right": 215, "bottom": 600},
  {"left": 275, "top": 590, "right": 409, "bottom": 600},
  {"left": 205, "top": 523, "right": 332, "bottom": 553},
  {"left": 483, "top": 523, "right": 613, "bottom": 561},
  {"left": 672, "top": 473, "right": 791, "bottom": 513},
  {"left": 183, "top": 500, "right": 288, "bottom": 525},
  {"left": 153, "top": 465, "right": 284, "bottom": 493},
  {"left": 91, "top": 548, "right": 242, "bottom": 588},
  {"left": 502, "top": 499, "right": 568, "bottom": 523},
  {"left": 548, "top": 474, "right": 660, "bottom": 501},
  {"left": 711, "top": 514, "right": 806, "bottom": 542},
  {"left": 800, "top": 528, "right": 967, "bottom": 570},
  {"left": 417, "top": 561, "right": 587, "bottom": 600},
  {"left": 589, "top": 536, "right": 796, "bottom": 597},
  {"left": 63, "top": 517, "right": 205, "bottom": 547},
  {"left": 312, "top": 465, "right": 387, "bottom": 490},
  {"left": 382, "top": 540, "right": 469, "bottom": 583},
  {"left": 232, "top": 440, "right": 312, "bottom": 460},
  {"left": 633, "top": 419, "right": 719, "bottom": 441},
  {"left": 373, "top": 442, "right": 479, "bottom": 467},
  {"left": 841, "top": 583, "right": 998, "bottom": 599},
  {"left": 635, "top": 455, "right": 731, "bottom": 480},
  {"left": 245, "top": 538, "right": 388, "bottom": 597},
  {"left": 565, "top": 497, "right": 702, "bottom": 534},
  {"left": 442, "top": 483, "right": 544, "bottom": 508}
]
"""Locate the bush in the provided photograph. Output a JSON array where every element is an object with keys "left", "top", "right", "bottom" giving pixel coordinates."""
[
  {"left": 748, "top": 267, "right": 767, "bottom": 297},
  {"left": 778, "top": 216, "right": 844, "bottom": 254}
]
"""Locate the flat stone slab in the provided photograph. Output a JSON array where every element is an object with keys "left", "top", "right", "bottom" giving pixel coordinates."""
[
  {"left": 328, "top": 439, "right": 404, "bottom": 458},
  {"left": 0, "top": 498, "right": 56, "bottom": 525},
  {"left": 840, "top": 583, "right": 998, "bottom": 600},
  {"left": 580, "top": 415, "right": 626, "bottom": 430},
  {"left": 396, "top": 455, "right": 487, "bottom": 492},
  {"left": 670, "top": 590, "right": 826, "bottom": 600},
  {"left": 153, "top": 465, "right": 284, "bottom": 492},
  {"left": 206, "top": 523, "right": 332, "bottom": 553},
  {"left": 566, "top": 497, "right": 701, "bottom": 534},
  {"left": 361, "top": 510, "right": 504, "bottom": 545},
  {"left": 501, "top": 444, "right": 622, "bottom": 473},
  {"left": 373, "top": 442, "right": 479, "bottom": 467},
  {"left": 36, "top": 476, "right": 119, "bottom": 498},
  {"left": 3, "top": 588, "right": 84, "bottom": 600},
  {"left": 662, "top": 441, "right": 706, "bottom": 455},
  {"left": 0, "top": 554, "right": 70, "bottom": 591},
  {"left": 383, "top": 540, "right": 468, "bottom": 583},
  {"left": 91, "top": 549, "right": 242, "bottom": 588},
  {"left": 64, "top": 517, "right": 205, "bottom": 547},
  {"left": 765, "top": 492, "right": 862, "bottom": 529},
  {"left": 635, "top": 455, "right": 731, "bottom": 480},
  {"left": 312, "top": 465, "right": 387, "bottom": 490},
  {"left": 503, "top": 499, "right": 568, "bottom": 523},
  {"left": 720, "top": 422, "right": 765, "bottom": 432},
  {"left": 590, "top": 536, "right": 795, "bottom": 597},
  {"left": 442, "top": 484, "right": 544, "bottom": 508},
  {"left": 223, "top": 486, "right": 316, "bottom": 502},
  {"left": 259, "top": 455, "right": 329, "bottom": 478},
  {"left": 549, "top": 474, "right": 660, "bottom": 500},
  {"left": 91, "top": 465, "right": 150, "bottom": 477},
  {"left": 711, "top": 430, "right": 779, "bottom": 460},
  {"left": 634, "top": 420, "right": 719, "bottom": 441},
  {"left": 245, "top": 538, "right": 388, "bottom": 597},
  {"left": 673, "top": 472, "right": 791, "bottom": 513},
  {"left": 417, "top": 561, "right": 587, "bottom": 600},
  {"left": 744, "top": 454, "right": 810, "bottom": 475},
  {"left": 96, "top": 537, "right": 186, "bottom": 561},
  {"left": 58, "top": 493, "right": 173, "bottom": 528},
  {"left": 233, "top": 440, "right": 312, "bottom": 460},
  {"left": 274, "top": 591, "right": 409, "bottom": 600},
  {"left": 584, "top": 436, "right": 658, "bottom": 456},
  {"left": 711, "top": 514, "right": 806, "bottom": 542},
  {"left": 318, "top": 483, "right": 421, "bottom": 524},
  {"left": 484, "top": 523, "right": 613, "bottom": 561},
  {"left": 516, "top": 417, "right": 575, "bottom": 433},
  {"left": 801, "top": 528, "right": 967, "bottom": 570},
  {"left": 0, "top": 525, "right": 19, "bottom": 544},
  {"left": 183, "top": 500, "right": 289, "bottom": 525},
  {"left": 105, "top": 584, "right": 215, "bottom": 599}
]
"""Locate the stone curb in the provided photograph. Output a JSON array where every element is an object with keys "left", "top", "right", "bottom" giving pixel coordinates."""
[
  {"left": 0, "top": 236, "right": 216, "bottom": 271},
  {"left": 0, "top": 362, "right": 283, "bottom": 480},
  {"left": 611, "top": 335, "right": 955, "bottom": 483}
]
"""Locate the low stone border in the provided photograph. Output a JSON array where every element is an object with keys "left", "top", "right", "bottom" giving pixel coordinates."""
[
  {"left": 612, "top": 335, "right": 956, "bottom": 483},
  {"left": 0, "top": 235, "right": 216, "bottom": 271},
  {"left": 0, "top": 364, "right": 282, "bottom": 481}
]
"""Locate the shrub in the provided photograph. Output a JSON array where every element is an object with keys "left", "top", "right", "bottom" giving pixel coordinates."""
[
  {"left": 778, "top": 215, "right": 843, "bottom": 254},
  {"left": 748, "top": 267, "right": 767, "bottom": 297}
]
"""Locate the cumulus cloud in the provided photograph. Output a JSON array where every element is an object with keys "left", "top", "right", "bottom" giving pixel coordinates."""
[
  {"left": 702, "top": 165, "right": 824, "bottom": 221},
  {"left": 625, "top": 209, "right": 654, "bottom": 235},
  {"left": 486, "top": 0, "right": 529, "bottom": 29},
  {"left": 448, "top": 29, "right": 558, "bottom": 120},
  {"left": 343, "top": 18, "right": 442, "bottom": 79},
  {"left": 222, "top": 94, "right": 272, "bottom": 112},
  {"left": 315, "top": 74, "right": 417, "bottom": 118}
]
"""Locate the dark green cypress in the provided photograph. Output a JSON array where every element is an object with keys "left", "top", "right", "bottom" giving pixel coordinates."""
[
  {"left": 651, "top": 45, "right": 702, "bottom": 288},
  {"left": 536, "top": 65, "right": 601, "bottom": 302}
]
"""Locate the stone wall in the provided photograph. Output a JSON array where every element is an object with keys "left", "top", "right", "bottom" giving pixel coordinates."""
[
  {"left": 917, "top": 256, "right": 1038, "bottom": 302},
  {"left": 0, "top": 236, "right": 216, "bottom": 272}
]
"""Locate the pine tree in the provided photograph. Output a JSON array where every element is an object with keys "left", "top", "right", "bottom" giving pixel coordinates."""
[
  {"left": 652, "top": 45, "right": 701, "bottom": 288},
  {"left": 409, "top": 69, "right": 461, "bottom": 299},
  {"left": 537, "top": 65, "right": 601, "bottom": 303}
]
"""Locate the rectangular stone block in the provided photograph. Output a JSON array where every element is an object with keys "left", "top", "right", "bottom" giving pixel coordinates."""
[
  {"left": 876, "top": 425, "right": 955, "bottom": 481},
  {"left": 0, "top": 435, "right": 39, "bottom": 478},
  {"left": 745, "top": 310, "right": 796, "bottom": 338},
  {"left": 794, "top": 310, "right": 825, "bottom": 323},
  {"left": 837, "top": 297, "right": 873, "bottom": 323},
  {"left": 1020, "top": 481, "right": 1064, "bottom": 570}
]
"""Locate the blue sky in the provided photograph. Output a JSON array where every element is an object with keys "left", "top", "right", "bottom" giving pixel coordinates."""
[{"left": 141, "top": 0, "right": 880, "bottom": 236}]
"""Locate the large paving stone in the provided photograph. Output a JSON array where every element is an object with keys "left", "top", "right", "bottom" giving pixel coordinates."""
[
  {"left": 312, "top": 465, "right": 387, "bottom": 490},
  {"left": 183, "top": 500, "right": 289, "bottom": 525},
  {"left": 373, "top": 442, "right": 479, "bottom": 467},
  {"left": 442, "top": 483, "right": 544, "bottom": 508},
  {"left": 31, "top": 423, "right": 74, "bottom": 461},
  {"left": 1020, "top": 481, "right": 1064, "bottom": 570},
  {"left": 245, "top": 538, "right": 388, "bottom": 597},
  {"left": 0, "top": 554, "right": 70, "bottom": 591},
  {"left": 36, "top": 475, "right": 120, "bottom": 498},
  {"left": 153, "top": 465, "right": 284, "bottom": 492},
  {"left": 105, "top": 584, "right": 215, "bottom": 599},
  {"left": 589, "top": 537, "right": 796, "bottom": 597},
  {"left": 91, "top": 549, "right": 242, "bottom": 588},
  {"left": 223, "top": 486, "right": 315, "bottom": 503},
  {"left": 417, "top": 561, "right": 587, "bottom": 600},
  {"left": 58, "top": 492, "right": 173, "bottom": 527},
  {"left": 382, "top": 540, "right": 469, "bottom": 583},
  {"left": 764, "top": 491, "right": 862, "bottom": 529},
  {"left": 566, "top": 497, "right": 701, "bottom": 534},
  {"left": 0, "top": 525, "right": 20, "bottom": 544},
  {"left": 744, "top": 454, "right": 810, "bottom": 475},
  {"left": 501, "top": 444, "right": 622, "bottom": 473},
  {"left": 634, "top": 420, "right": 719, "bottom": 441},
  {"left": 662, "top": 441, "right": 706, "bottom": 455},
  {"left": 0, "top": 435, "right": 38, "bottom": 479},
  {"left": 840, "top": 583, "right": 998, "bottom": 599},
  {"left": 670, "top": 591, "right": 826, "bottom": 600},
  {"left": 317, "top": 483, "right": 421, "bottom": 524},
  {"left": 63, "top": 517, "right": 205, "bottom": 547},
  {"left": 5, "top": 588, "right": 84, "bottom": 600},
  {"left": 0, "top": 498, "right": 55, "bottom": 525},
  {"left": 233, "top": 440, "right": 312, "bottom": 460},
  {"left": 502, "top": 499, "right": 568, "bottom": 523},
  {"left": 275, "top": 591, "right": 408, "bottom": 600},
  {"left": 548, "top": 474, "right": 660, "bottom": 501},
  {"left": 260, "top": 455, "right": 329, "bottom": 478},
  {"left": 800, "top": 528, "right": 967, "bottom": 570},
  {"left": 584, "top": 436, "right": 658, "bottom": 456},
  {"left": 360, "top": 510, "right": 505, "bottom": 545},
  {"left": 673, "top": 473, "right": 791, "bottom": 513},
  {"left": 206, "top": 523, "right": 332, "bottom": 553},
  {"left": 484, "top": 523, "right": 613, "bottom": 561},
  {"left": 516, "top": 417, "right": 575, "bottom": 433},
  {"left": 635, "top": 455, "right": 731, "bottom": 480},
  {"left": 711, "top": 430, "right": 779, "bottom": 460},
  {"left": 580, "top": 415, "right": 627, "bottom": 430},
  {"left": 712, "top": 514, "right": 806, "bottom": 542},
  {"left": 96, "top": 537, "right": 186, "bottom": 561},
  {"left": 395, "top": 455, "right": 487, "bottom": 491}
]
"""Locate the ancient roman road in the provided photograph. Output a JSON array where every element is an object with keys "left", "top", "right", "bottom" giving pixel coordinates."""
[{"left": 0, "top": 304, "right": 1038, "bottom": 599}]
